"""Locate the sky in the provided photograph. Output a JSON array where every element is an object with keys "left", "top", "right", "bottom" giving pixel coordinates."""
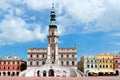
[{"left": 0, "top": 0, "right": 120, "bottom": 61}]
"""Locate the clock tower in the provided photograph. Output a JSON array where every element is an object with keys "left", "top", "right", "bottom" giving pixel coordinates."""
[{"left": 47, "top": 3, "right": 59, "bottom": 64}]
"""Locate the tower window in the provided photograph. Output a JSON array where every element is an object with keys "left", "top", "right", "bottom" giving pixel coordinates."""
[{"left": 52, "top": 32, "right": 54, "bottom": 35}]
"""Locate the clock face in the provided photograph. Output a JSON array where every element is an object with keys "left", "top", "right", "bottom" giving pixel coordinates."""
[{"left": 51, "top": 38, "right": 54, "bottom": 43}]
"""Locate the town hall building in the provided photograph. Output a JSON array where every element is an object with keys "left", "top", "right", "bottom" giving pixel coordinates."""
[{"left": 20, "top": 4, "right": 80, "bottom": 77}]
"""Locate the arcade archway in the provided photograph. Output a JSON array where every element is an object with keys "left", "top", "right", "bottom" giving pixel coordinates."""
[
  {"left": 49, "top": 69, "right": 54, "bottom": 76},
  {"left": 43, "top": 70, "right": 46, "bottom": 77}
]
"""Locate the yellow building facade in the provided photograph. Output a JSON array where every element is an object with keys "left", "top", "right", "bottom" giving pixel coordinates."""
[{"left": 98, "top": 54, "right": 114, "bottom": 74}]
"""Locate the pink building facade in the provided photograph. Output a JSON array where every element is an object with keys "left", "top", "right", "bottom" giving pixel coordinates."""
[{"left": 114, "top": 54, "right": 120, "bottom": 75}]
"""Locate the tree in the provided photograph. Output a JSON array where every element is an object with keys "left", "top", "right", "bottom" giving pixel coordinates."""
[{"left": 78, "top": 56, "right": 84, "bottom": 72}]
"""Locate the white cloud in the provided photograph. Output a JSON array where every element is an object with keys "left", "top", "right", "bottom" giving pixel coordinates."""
[
  {"left": 0, "top": 0, "right": 120, "bottom": 45},
  {"left": 0, "top": 15, "right": 47, "bottom": 45},
  {"left": 23, "top": 0, "right": 56, "bottom": 11}
]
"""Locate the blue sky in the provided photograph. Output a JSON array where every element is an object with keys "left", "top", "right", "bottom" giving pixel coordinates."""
[{"left": 0, "top": 0, "right": 120, "bottom": 61}]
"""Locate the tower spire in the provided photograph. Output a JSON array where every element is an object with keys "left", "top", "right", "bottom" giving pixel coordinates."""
[
  {"left": 49, "top": 3, "right": 57, "bottom": 28},
  {"left": 52, "top": 3, "right": 54, "bottom": 9}
]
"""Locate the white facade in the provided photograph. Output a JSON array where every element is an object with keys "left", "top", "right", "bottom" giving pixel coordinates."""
[{"left": 22, "top": 64, "right": 76, "bottom": 77}]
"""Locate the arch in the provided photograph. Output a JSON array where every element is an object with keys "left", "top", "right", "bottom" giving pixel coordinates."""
[
  {"left": 12, "top": 72, "right": 15, "bottom": 76},
  {"left": 116, "top": 70, "right": 119, "bottom": 76},
  {"left": 63, "top": 70, "right": 66, "bottom": 77},
  {"left": 3, "top": 72, "right": 6, "bottom": 76},
  {"left": 16, "top": 72, "right": 19, "bottom": 76},
  {"left": 43, "top": 70, "right": 46, "bottom": 77},
  {"left": 37, "top": 70, "right": 40, "bottom": 77},
  {"left": 98, "top": 72, "right": 104, "bottom": 76},
  {"left": 8, "top": 72, "right": 10, "bottom": 76},
  {"left": 88, "top": 72, "right": 92, "bottom": 76},
  {"left": 49, "top": 69, "right": 54, "bottom": 76}
]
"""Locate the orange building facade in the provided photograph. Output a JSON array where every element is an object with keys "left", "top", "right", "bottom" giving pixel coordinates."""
[{"left": 0, "top": 56, "right": 26, "bottom": 76}]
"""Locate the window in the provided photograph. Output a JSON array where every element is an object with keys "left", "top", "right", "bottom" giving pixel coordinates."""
[
  {"left": 103, "top": 65, "right": 105, "bottom": 68},
  {"left": 115, "top": 60, "right": 118, "bottom": 63},
  {"left": 100, "top": 65, "right": 102, "bottom": 68},
  {"left": 13, "top": 67, "right": 14, "bottom": 70},
  {"left": 8, "top": 62, "right": 10, "bottom": 64},
  {"left": 106, "top": 65, "right": 108, "bottom": 68},
  {"left": 110, "top": 60, "right": 112, "bottom": 63},
  {"left": 42, "top": 61, "right": 45, "bottom": 65},
  {"left": 106, "top": 60, "right": 108, "bottom": 63},
  {"left": 87, "top": 65, "right": 89, "bottom": 68},
  {"left": 95, "top": 60, "right": 97, "bottom": 63},
  {"left": 4, "top": 61, "right": 6, "bottom": 64},
  {"left": 91, "top": 60, "right": 93, "bottom": 63},
  {"left": 110, "top": 65, "right": 112, "bottom": 68},
  {"left": 4, "top": 66, "right": 5, "bottom": 70},
  {"left": 61, "top": 61, "right": 63, "bottom": 65},
  {"left": 103, "top": 60, "right": 104, "bottom": 63},
  {"left": 72, "top": 54, "right": 74, "bottom": 58},
  {"left": 91, "top": 65, "right": 93, "bottom": 68},
  {"left": 87, "top": 60, "right": 89, "bottom": 63},
  {"left": 37, "top": 54, "right": 39, "bottom": 58},
  {"left": 30, "top": 54, "right": 32, "bottom": 58},
  {"left": 95, "top": 65, "right": 97, "bottom": 68},
  {"left": 116, "top": 65, "right": 118, "bottom": 68},
  {"left": 36, "top": 61, "right": 39, "bottom": 65},
  {"left": 17, "top": 66, "right": 19, "bottom": 70},
  {"left": 30, "top": 61, "right": 32, "bottom": 66},
  {"left": 66, "top": 61, "right": 69, "bottom": 65},
  {"left": 43, "top": 55, "right": 44, "bottom": 58},
  {"left": 72, "top": 61, "right": 74, "bottom": 65},
  {"left": 61, "top": 54, "right": 63, "bottom": 58},
  {"left": 67, "top": 54, "right": 69, "bottom": 58},
  {"left": 8, "top": 66, "right": 10, "bottom": 70},
  {"left": 52, "top": 31, "right": 54, "bottom": 36}
]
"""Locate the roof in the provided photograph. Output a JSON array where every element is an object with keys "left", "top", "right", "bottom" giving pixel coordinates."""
[{"left": 0, "top": 56, "right": 24, "bottom": 61}]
